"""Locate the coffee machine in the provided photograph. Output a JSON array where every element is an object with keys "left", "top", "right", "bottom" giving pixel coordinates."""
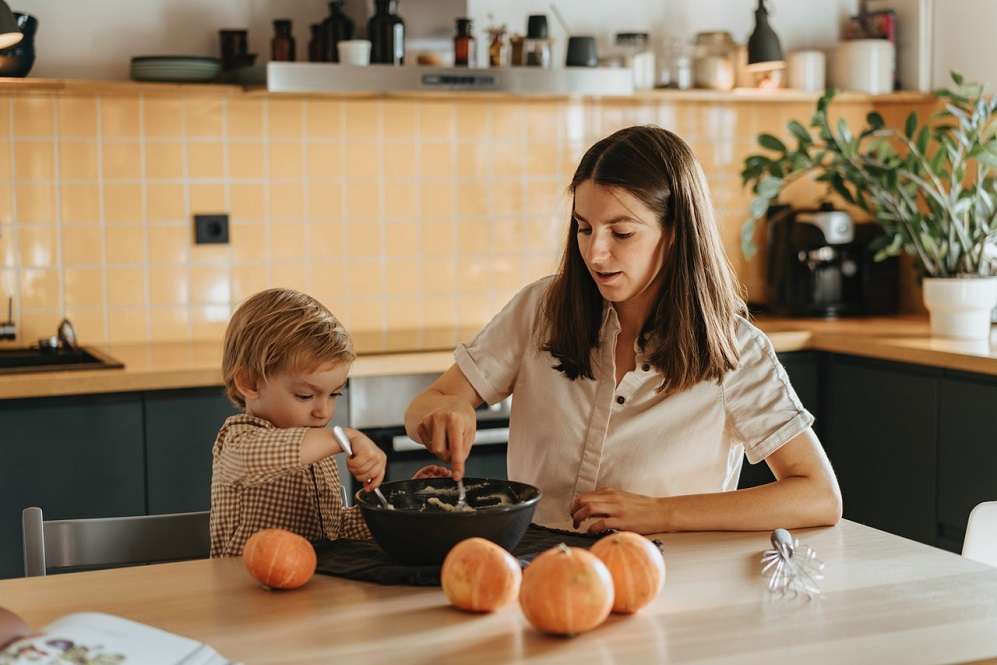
[{"left": 766, "top": 203, "right": 898, "bottom": 317}]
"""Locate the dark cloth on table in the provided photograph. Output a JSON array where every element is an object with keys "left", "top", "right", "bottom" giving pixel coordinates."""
[{"left": 313, "top": 524, "right": 602, "bottom": 586}]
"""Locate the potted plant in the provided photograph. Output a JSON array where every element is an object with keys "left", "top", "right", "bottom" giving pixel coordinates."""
[{"left": 740, "top": 72, "right": 997, "bottom": 339}]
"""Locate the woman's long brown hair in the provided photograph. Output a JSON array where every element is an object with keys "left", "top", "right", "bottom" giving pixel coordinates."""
[{"left": 539, "top": 126, "right": 746, "bottom": 394}]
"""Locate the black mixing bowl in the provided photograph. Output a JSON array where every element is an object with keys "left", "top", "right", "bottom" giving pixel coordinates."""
[{"left": 356, "top": 477, "right": 542, "bottom": 565}]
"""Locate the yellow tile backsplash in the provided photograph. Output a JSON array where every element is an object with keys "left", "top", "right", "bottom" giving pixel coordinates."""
[{"left": 0, "top": 90, "right": 933, "bottom": 345}]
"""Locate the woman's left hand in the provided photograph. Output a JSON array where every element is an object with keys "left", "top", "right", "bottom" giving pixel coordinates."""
[{"left": 571, "top": 488, "right": 667, "bottom": 535}]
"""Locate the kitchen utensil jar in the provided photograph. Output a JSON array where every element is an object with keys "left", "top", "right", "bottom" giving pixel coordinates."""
[{"left": 693, "top": 31, "right": 736, "bottom": 90}]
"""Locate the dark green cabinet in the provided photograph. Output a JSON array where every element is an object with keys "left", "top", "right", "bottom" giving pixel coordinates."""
[
  {"left": 937, "top": 372, "right": 997, "bottom": 549},
  {"left": 144, "top": 388, "right": 237, "bottom": 514},
  {"left": 824, "top": 355, "right": 939, "bottom": 545},
  {"left": 0, "top": 394, "right": 145, "bottom": 579},
  {"left": 738, "top": 351, "right": 822, "bottom": 489}
]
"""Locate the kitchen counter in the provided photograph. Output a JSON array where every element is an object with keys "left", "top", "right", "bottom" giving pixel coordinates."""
[
  {"left": 1, "top": 317, "right": 994, "bottom": 400},
  {"left": 1, "top": 520, "right": 996, "bottom": 664}
]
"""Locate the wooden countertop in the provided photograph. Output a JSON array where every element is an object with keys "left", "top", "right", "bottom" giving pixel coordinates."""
[
  {"left": 1, "top": 520, "right": 996, "bottom": 664},
  {"left": 1, "top": 317, "right": 995, "bottom": 400}
]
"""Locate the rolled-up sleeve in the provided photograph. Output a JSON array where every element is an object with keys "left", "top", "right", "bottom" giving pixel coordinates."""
[
  {"left": 723, "top": 324, "right": 814, "bottom": 465},
  {"left": 455, "top": 277, "right": 549, "bottom": 405},
  {"left": 214, "top": 426, "right": 310, "bottom": 487}
]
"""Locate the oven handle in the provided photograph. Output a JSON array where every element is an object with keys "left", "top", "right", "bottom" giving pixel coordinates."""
[{"left": 391, "top": 427, "right": 509, "bottom": 452}]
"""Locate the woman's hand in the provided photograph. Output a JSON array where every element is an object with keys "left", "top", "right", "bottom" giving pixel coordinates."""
[
  {"left": 346, "top": 430, "right": 387, "bottom": 491},
  {"left": 415, "top": 395, "right": 477, "bottom": 481},
  {"left": 571, "top": 488, "right": 668, "bottom": 535}
]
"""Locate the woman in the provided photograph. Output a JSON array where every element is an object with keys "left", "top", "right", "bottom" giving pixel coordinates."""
[{"left": 404, "top": 126, "right": 842, "bottom": 534}]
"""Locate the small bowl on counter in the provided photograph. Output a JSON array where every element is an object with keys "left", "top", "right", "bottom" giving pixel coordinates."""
[{"left": 356, "top": 477, "right": 542, "bottom": 565}]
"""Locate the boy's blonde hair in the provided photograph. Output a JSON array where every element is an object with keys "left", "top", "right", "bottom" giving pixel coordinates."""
[{"left": 222, "top": 288, "right": 354, "bottom": 408}]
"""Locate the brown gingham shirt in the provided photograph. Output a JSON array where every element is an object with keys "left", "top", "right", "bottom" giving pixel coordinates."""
[{"left": 210, "top": 414, "right": 371, "bottom": 557}]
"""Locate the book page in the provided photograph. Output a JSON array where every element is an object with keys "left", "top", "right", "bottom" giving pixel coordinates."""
[{"left": 0, "top": 612, "right": 231, "bottom": 665}]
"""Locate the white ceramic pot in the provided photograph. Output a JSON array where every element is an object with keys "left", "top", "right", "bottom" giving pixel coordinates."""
[
  {"left": 831, "top": 39, "right": 894, "bottom": 94},
  {"left": 922, "top": 276, "right": 997, "bottom": 339}
]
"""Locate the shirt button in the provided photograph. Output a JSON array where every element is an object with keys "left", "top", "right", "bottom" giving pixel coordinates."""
[
  {"left": 616, "top": 395, "right": 625, "bottom": 405},
  {"left": 641, "top": 363, "right": 651, "bottom": 372}
]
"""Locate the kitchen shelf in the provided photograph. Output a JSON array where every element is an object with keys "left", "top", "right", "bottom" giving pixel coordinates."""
[{"left": 0, "top": 76, "right": 937, "bottom": 105}]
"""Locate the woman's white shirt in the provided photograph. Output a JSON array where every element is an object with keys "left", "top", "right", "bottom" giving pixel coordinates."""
[{"left": 454, "top": 276, "right": 814, "bottom": 530}]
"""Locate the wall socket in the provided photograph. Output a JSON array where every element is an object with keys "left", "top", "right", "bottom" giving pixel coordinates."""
[{"left": 194, "top": 214, "right": 229, "bottom": 245}]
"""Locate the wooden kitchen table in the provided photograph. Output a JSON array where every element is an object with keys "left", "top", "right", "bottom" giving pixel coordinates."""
[{"left": 2, "top": 520, "right": 997, "bottom": 665}]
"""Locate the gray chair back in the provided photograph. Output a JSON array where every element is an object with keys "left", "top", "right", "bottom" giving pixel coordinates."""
[{"left": 22, "top": 507, "right": 210, "bottom": 577}]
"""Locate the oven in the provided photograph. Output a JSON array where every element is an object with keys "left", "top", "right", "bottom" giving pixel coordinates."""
[{"left": 340, "top": 373, "right": 511, "bottom": 501}]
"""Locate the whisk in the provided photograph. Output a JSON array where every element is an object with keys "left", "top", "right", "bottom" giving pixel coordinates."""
[{"left": 761, "top": 528, "right": 824, "bottom": 599}]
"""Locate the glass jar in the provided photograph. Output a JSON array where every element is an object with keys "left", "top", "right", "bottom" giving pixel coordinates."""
[
  {"left": 453, "top": 18, "right": 475, "bottom": 67},
  {"left": 523, "top": 14, "right": 551, "bottom": 67},
  {"left": 271, "top": 19, "right": 296, "bottom": 62},
  {"left": 693, "top": 31, "right": 735, "bottom": 90},
  {"left": 615, "top": 32, "right": 655, "bottom": 90}
]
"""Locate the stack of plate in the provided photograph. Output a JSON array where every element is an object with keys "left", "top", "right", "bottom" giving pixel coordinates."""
[{"left": 130, "top": 56, "right": 222, "bottom": 83}]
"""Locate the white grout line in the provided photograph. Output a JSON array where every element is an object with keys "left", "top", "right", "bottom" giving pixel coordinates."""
[
  {"left": 262, "top": 98, "right": 272, "bottom": 286},
  {"left": 94, "top": 98, "right": 110, "bottom": 343},
  {"left": 51, "top": 100, "right": 65, "bottom": 321},
  {"left": 5, "top": 98, "right": 19, "bottom": 338},
  {"left": 138, "top": 96, "right": 152, "bottom": 341}
]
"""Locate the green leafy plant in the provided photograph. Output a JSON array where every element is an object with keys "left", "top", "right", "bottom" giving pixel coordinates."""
[{"left": 740, "top": 72, "right": 997, "bottom": 277}]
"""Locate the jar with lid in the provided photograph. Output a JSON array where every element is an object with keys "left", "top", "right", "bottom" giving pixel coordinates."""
[
  {"left": 271, "top": 19, "right": 296, "bottom": 62},
  {"left": 454, "top": 18, "right": 476, "bottom": 67},
  {"left": 523, "top": 14, "right": 551, "bottom": 67},
  {"left": 615, "top": 32, "right": 655, "bottom": 90},
  {"left": 693, "top": 31, "right": 735, "bottom": 90}
]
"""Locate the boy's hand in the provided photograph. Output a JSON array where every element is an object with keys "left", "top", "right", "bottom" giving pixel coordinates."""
[
  {"left": 345, "top": 430, "right": 387, "bottom": 491},
  {"left": 411, "top": 465, "right": 451, "bottom": 480}
]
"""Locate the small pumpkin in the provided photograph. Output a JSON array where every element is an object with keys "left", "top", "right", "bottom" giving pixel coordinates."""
[
  {"left": 590, "top": 531, "right": 666, "bottom": 614},
  {"left": 243, "top": 528, "right": 316, "bottom": 590},
  {"left": 441, "top": 537, "right": 522, "bottom": 612},
  {"left": 519, "top": 544, "right": 614, "bottom": 636}
]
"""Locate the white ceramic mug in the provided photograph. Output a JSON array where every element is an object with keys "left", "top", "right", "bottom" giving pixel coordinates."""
[
  {"left": 338, "top": 39, "right": 372, "bottom": 66},
  {"left": 788, "top": 50, "right": 826, "bottom": 91},
  {"left": 831, "top": 39, "right": 894, "bottom": 94}
]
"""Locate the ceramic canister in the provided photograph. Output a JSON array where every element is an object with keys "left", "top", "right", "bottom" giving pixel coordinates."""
[
  {"left": 788, "top": 50, "right": 825, "bottom": 92},
  {"left": 831, "top": 39, "right": 894, "bottom": 94}
]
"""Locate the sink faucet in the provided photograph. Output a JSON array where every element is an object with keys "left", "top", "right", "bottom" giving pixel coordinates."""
[{"left": 0, "top": 297, "right": 14, "bottom": 341}]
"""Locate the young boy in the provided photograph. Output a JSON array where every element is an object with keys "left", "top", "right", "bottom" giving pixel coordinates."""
[{"left": 210, "top": 288, "right": 445, "bottom": 557}]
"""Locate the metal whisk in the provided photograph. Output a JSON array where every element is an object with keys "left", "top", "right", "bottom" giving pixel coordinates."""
[{"left": 761, "top": 528, "right": 824, "bottom": 599}]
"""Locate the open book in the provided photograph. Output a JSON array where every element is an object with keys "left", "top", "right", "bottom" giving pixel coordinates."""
[{"left": 0, "top": 612, "right": 235, "bottom": 665}]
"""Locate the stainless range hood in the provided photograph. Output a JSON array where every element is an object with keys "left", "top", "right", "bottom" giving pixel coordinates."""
[{"left": 239, "top": 62, "right": 634, "bottom": 96}]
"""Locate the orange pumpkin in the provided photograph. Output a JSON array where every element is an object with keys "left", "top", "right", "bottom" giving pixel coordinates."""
[
  {"left": 591, "top": 531, "right": 666, "bottom": 614},
  {"left": 243, "top": 528, "right": 316, "bottom": 590},
  {"left": 519, "top": 544, "right": 614, "bottom": 635},
  {"left": 441, "top": 537, "right": 522, "bottom": 612}
]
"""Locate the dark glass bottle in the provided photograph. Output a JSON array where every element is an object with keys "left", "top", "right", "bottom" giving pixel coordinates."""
[
  {"left": 368, "top": 0, "right": 405, "bottom": 65},
  {"left": 308, "top": 23, "right": 325, "bottom": 62},
  {"left": 271, "top": 19, "right": 296, "bottom": 62},
  {"left": 453, "top": 18, "right": 475, "bottom": 67},
  {"left": 323, "top": 0, "right": 354, "bottom": 63}
]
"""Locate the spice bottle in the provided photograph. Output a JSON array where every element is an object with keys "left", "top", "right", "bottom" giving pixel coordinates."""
[
  {"left": 308, "top": 24, "right": 324, "bottom": 62},
  {"left": 453, "top": 18, "right": 475, "bottom": 67},
  {"left": 271, "top": 19, "right": 296, "bottom": 62}
]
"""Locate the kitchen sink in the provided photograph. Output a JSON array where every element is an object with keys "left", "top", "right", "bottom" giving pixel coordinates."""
[{"left": 0, "top": 346, "right": 124, "bottom": 374}]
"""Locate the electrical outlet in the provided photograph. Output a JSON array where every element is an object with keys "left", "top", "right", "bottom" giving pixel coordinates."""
[{"left": 194, "top": 214, "right": 229, "bottom": 245}]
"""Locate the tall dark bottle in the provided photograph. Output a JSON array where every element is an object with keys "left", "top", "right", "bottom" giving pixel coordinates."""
[
  {"left": 323, "top": 0, "right": 354, "bottom": 63},
  {"left": 368, "top": 0, "right": 405, "bottom": 65}
]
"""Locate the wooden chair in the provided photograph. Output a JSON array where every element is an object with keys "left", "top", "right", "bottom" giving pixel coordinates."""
[
  {"left": 21, "top": 506, "right": 210, "bottom": 577},
  {"left": 962, "top": 501, "right": 997, "bottom": 567}
]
